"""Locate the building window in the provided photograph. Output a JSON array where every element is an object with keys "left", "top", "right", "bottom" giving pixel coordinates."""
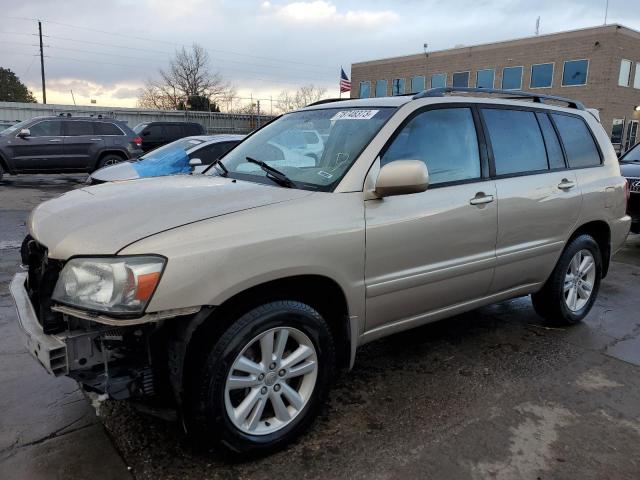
[
  {"left": 410, "top": 76, "right": 425, "bottom": 93},
  {"left": 453, "top": 71, "right": 470, "bottom": 88},
  {"left": 634, "top": 64, "right": 640, "bottom": 89},
  {"left": 375, "top": 79, "right": 388, "bottom": 97},
  {"left": 611, "top": 118, "right": 625, "bottom": 144},
  {"left": 562, "top": 59, "right": 589, "bottom": 86},
  {"left": 431, "top": 73, "right": 446, "bottom": 88},
  {"left": 476, "top": 69, "right": 495, "bottom": 89},
  {"left": 530, "top": 63, "right": 554, "bottom": 88},
  {"left": 392, "top": 78, "right": 406, "bottom": 95},
  {"left": 619, "top": 59, "right": 632, "bottom": 87},
  {"left": 501, "top": 66, "right": 523, "bottom": 89},
  {"left": 359, "top": 81, "right": 371, "bottom": 98}
]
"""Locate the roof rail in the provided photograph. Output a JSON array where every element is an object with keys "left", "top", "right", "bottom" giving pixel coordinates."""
[
  {"left": 306, "top": 98, "right": 351, "bottom": 107},
  {"left": 413, "top": 87, "right": 585, "bottom": 110}
]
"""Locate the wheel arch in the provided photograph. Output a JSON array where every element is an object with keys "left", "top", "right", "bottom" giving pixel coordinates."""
[
  {"left": 167, "top": 274, "right": 354, "bottom": 409},
  {"left": 94, "top": 149, "right": 128, "bottom": 171},
  {"left": 0, "top": 151, "right": 13, "bottom": 175},
  {"left": 568, "top": 220, "right": 611, "bottom": 278}
]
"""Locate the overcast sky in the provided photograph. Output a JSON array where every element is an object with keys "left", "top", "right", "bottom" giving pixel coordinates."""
[{"left": 1, "top": 0, "right": 639, "bottom": 109}]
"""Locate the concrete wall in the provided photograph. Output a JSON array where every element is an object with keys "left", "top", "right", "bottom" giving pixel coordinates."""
[
  {"left": 351, "top": 24, "right": 640, "bottom": 151},
  {"left": 0, "top": 101, "right": 274, "bottom": 134}
]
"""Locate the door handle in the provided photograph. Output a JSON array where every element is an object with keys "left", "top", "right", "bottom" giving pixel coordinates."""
[
  {"left": 558, "top": 179, "right": 576, "bottom": 190},
  {"left": 48, "top": 138, "right": 62, "bottom": 142},
  {"left": 469, "top": 193, "right": 494, "bottom": 205},
  {"left": 90, "top": 138, "right": 103, "bottom": 141}
]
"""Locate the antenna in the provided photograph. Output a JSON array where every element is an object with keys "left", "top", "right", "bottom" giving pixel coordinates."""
[
  {"left": 535, "top": 16, "right": 540, "bottom": 35},
  {"left": 604, "top": 0, "right": 609, "bottom": 24}
]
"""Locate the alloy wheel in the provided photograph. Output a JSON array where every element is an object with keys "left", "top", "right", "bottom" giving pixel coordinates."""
[
  {"left": 564, "top": 249, "right": 596, "bottom": 312},
  {"left": 224, "top": 327, "right": 318, "bottom": 435}
]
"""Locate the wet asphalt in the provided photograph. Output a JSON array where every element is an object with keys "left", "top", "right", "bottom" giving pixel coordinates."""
[{"left": 0, "top": 174, "right": 639, "bottom": 480}]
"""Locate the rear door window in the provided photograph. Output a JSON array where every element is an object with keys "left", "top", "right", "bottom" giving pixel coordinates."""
[
  {"left": 551, "top": 114, "right": 601, "bottom": 168},
  {"left": 382, "top": 107, "right": 481, "bottom": 185},
  {"left": 28, "top": 120, "right": 62, "bottom": 137},
  {"left": 482, "top": 108, "right": 548, "bottom": 175},
  {"left": 184, "top": 124, "right": 202, "bottom": 135},
  {"left": 65, "top": 121, "right": 94, "bottom": 136},
  {"left": 165, "top": 124, "right": 183, "bottom": 139}
]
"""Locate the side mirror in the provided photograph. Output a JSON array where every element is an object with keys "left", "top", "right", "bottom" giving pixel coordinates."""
[
  {"left": 189, "top": 158, "right": 202, "bottom": 167},
  {"left": 18, "top": 128, "right": 31, "bottom": 138},
  {"left": 374, "top": 160, "right": 429, "bottom": 197}
]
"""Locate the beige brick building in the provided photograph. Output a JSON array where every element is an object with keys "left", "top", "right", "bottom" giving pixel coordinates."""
[{"left": 351, "top": 24, "right": 640, "bottom": 153}]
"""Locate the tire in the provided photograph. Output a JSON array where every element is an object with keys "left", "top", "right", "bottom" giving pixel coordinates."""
[
  {"left": 0, "top": 162, "right": 3, "bottom": 182},
  {"left": 186, "top": 301, "right": 335, "bottom": 454},
  {"left": 96, "top": 154, "right": 123, "bottom": 170},
  {"left": 531, "top": 234, "right": 602, "bottom": 326}
]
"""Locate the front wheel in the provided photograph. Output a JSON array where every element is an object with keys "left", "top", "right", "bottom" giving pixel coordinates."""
[
  {"left": 186, "top": 301, "right": 335, "bottom": 454},
  {"left": 531, "top": 234, "right": 602, "bottom": 325}
]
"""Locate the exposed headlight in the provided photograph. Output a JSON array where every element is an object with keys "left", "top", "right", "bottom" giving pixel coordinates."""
[{"left": 52, "top": 256, "right": 165, "bottom": 315}]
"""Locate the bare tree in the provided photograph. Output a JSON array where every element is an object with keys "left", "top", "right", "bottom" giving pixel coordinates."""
[
  {"left": 276, "top": 84, "right": 327, "bottom": 113},
  {"left": 138, "top": 44, "right": 233, "bottom": 111}
]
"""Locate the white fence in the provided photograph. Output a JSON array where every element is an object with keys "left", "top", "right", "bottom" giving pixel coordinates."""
[{"left": 0, "top": 101, "right": 274, "bottom": 134}]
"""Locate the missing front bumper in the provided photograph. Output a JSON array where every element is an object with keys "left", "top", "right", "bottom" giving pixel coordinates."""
[{"left": 10, "top": 272, "right": 68, "bottom": 376}]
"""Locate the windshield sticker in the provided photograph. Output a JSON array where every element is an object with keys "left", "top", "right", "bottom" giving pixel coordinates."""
[
  {"left": 331, "top": 110, "right": 379, "bottom": 121},
  {"left": 318, "top": 171, "right": 333, "bottom": 179}
]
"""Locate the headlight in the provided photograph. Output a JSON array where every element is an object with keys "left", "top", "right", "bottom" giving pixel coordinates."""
[{"left": 52, "top": 256, "right": 165, "bottom": 315}]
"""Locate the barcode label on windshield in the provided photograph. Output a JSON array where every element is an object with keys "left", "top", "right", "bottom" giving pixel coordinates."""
[{"left": 331, "top": 110, "right": 379, "bottom": 120}]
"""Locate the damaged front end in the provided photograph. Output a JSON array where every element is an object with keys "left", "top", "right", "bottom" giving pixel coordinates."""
[{"left": 12, "top": 236, "right": 198, "bottom": 402}]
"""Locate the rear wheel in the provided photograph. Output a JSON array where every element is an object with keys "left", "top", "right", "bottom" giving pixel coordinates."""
[
  {"left": 97, "top": 154, "right": 123, "bottom": 170},
  {"left": 186, "top": 301, "right": 335, "bottom": 454},
  {"left": 531, "top": 234, "right": 602, "bottom": 325}
]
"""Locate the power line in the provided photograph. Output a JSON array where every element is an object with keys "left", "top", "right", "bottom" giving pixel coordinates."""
[{"left": 0, "top": 15, "right": 336, "bottom": 70}]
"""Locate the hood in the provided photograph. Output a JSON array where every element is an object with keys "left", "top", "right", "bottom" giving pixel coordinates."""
[
  {"left": 620, "top": 161, "right": 640, "bottom": 177},
  {"left": 29, "top": 175, "right": 312, "bottom": 259},
  {"left": 90, "top": 161, "right": 140, "bottom": 182}
]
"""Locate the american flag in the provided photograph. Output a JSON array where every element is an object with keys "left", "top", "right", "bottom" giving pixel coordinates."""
[{"left": 340, "top": 68, "right": 351, "bottom": 93}]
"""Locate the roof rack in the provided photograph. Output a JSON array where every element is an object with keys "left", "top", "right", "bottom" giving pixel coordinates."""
[
  {"left": 413, "top": 87, "right": 585, "bottom": 110},
  {"left": 306, "top": 98, "right": 351, "bottom": 107}
]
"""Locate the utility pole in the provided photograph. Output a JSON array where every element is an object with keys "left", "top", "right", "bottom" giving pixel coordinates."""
[{"left": 38, "top": 20, "right": 46, "bottom": 104}]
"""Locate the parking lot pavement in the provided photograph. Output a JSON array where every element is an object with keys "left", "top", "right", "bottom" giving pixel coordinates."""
[
  {"left": 1, "top": 174, "right": 639, "bottom": 480},
  {"left": 0, "top": 175, "right": 132, "bottom": 480}
]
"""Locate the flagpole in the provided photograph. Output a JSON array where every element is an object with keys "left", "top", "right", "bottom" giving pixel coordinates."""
[{"left": 339, "top": 66, "right": 342, "bottom": 99}]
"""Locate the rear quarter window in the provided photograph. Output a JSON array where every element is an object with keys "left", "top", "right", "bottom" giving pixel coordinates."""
[
  {"left": 551, "top": 114, "right": 601, "bottom": 168},
  {"left": 94, "top": 122, "right": 123, "bottom": 135}
]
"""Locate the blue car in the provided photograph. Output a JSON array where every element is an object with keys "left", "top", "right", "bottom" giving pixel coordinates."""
[{"left": 88, "top": 134, "right": 245, "bottom": 184}]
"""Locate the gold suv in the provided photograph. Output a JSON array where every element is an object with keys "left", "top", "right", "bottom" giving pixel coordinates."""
[{"left": 11, "top": 88, "right": 630, "bottom": 454}]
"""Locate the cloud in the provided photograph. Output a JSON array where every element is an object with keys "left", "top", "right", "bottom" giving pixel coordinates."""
[
  {"left": 112, "top": 87, "right": 144, "bottom": 99},
  {"left": 269, "top": 1, "right": 398, "bottom": 27}
]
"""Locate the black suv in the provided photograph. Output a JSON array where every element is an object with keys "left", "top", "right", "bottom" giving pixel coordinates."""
[
  {"left": 619, "top": 143, "right": 640, "bottom": 233},
  {"left": 133, "top": 121, "right": 205, "bottom": 152},
  {"left": 0, "top": 115, "right": 143, "bottom": 180}
]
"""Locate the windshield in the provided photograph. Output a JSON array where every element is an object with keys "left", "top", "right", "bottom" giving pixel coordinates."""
[
  {"left": 621, "top": 143, "right": 640, "bottom": 163},
  {"left": 209, "top": 107, "right": 394, "bottom": 190},
  {"left": 0, "top": 119, "right": 32, "bottom": 136},
  {"left": 138, "top": 137, "right": 204, "bottom": 160},
  {"left": 133, "top": 123, "right": 148, "bottom": 134}
]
